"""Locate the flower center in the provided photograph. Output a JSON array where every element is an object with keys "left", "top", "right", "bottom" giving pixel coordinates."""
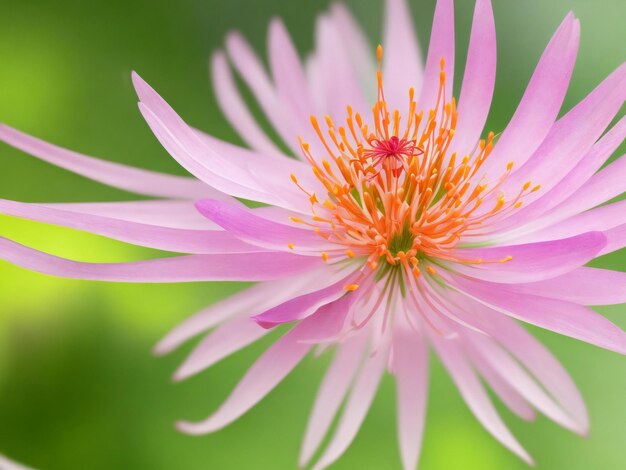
[{"left": 290, "top": 46, "right": 538, "bottom": 285}]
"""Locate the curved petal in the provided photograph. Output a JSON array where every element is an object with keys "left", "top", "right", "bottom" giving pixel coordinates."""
[
  {"left": 224, "top": 31, "right": 301, "bottom": 156},
  {"left": 416, "top": 0, "right": 455, "bottom": 114},
  {"left": 195, "top": 199, "right": 330, "bottom": 253},
  {"left": 468, "top": 334, "right": 584, "bottom": 433},
  {"left": 210, "top": 51, "right": 283, "bottom": 156},
  {"left": 429, "top": 333, "right": 533, "bottom": 464},
  {"left": 173, "top": 314, "right": 269, "bottom": 381},
  {"left": 0, "top": 199, "right": 259, "bottom": 254},
  {"left": 453, "top": 0, "right": 496, "bottom": 156},
  {"left": 452, "top": 276, "right": 626, "bottom": 354},
  {"left": 467, "top": 346, "right": 536, "bottom": 421},
  {"left": 252, "top": 270, "right": 359, "bottom": 329},
  {"left": 503, "top": 266, "right": 626, "bottom": 306},
  {"left": 0, "top": 236, "right": 319, "bottom": 283},
  {"left": 176, "top": 304, "right": 348, "bottom": 435},
  {"left": 154, "top": 267, "right": 330, "bottom": 355},
  {"left": 300, "top": 334, "right": 368, "bottom": 467},
  {"left": 0, "top": 124, "right": 218, "bottom": 199},
  {"left": 480, "top": 14, "right": 579, "bottom": 181},
  {"left": 392, "top": 322, "right": 429, "bottom": 470},
  {"left": 454, "top": 231, "right": 606, "bottom": 283},
  {"left": 383, "top": 0, "right": 424, "bottom": 113},
  {"left": 46, "top": 200, "right": 218, "bottom": 229},
  {"left": 311, "top": 340, "right": 388, "bottom": 470}
]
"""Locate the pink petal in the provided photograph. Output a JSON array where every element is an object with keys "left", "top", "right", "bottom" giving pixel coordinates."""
[
  {"left": 173, "top": 314, "right": 269, "bottom": 381},
  {"left": 176, "top": 305, "right": 347, "bottom": 435},
  {"left": 480, "top": 14, "right": 579, "bottom": 181},
  {"left": 300, "top": 334, "right": 368, "bottom": 467},
  {"left": 210, "top": 51, "right": 283, "bottom": 156},
  {"left": 311, "top": 14, "right": 368, "bottom": 121},
  {"left": 503, "top": 266, "right": 626, "bottom": 306},
  {"left": 0, "top": 124, "right": 219, "bottom": 199},
  {"left": 602, "top": 222, "right": 626, "bottom": 255},
  {"left": 469, "top": 334, "right": 584, "bottom": 434},
  {"left": 0, "top": 199, "right": 260, "bottom": 254},
  {"left": 392, "top": 322, "right": 429, "bottom": 470},
  {"left": 224, "top": 31, "right": 301, "bottom": 156},
  {"left": 383, "top": 0, "right": 424, "bottom": 113},
  {"left": 252, "top": 271, "right": 358, "bottom": 329},
  {"left": 195, "top": 199, "right": 329, "bottom": 252},
  {"left": 0, "top": 236, "right": 318, "bottom": 283},
  {"left": 329, "top": 4, "right": 376, "bottom": 101},
  {"left": 454, "top": 231, "right": 606, "bottom": 283},
  {"left": 453, "top": 0, "right": 496, "bottom": 156},
  {"left": 154, "top": 268, "right": 329, "bottom": 355},
  {"left": 416, "top": 0, "right": 454, "bottom": 114},
  {"left": 497, "top": 62, "right": 626, "bottom": 209},
  {"left": 46, "top": 200, "right": 218, "bottom": 229},
  {"left": 440, "top": 288, "right": 588, "bottom": 432},
  {"left": 453, "top": 276, "right": 626, "bottom": 354},
  {"left": 467, "top": 346, "right": 536, "bottom": 421},
  {"left": 312, "top": 340, "right": 388, "bottom": 470},
  {"left": 429, "top": 333, "right": 533, "bottom": 464}
]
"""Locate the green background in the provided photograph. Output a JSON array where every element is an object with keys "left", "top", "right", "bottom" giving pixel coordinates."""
[{"left": 0, "top": 0, "right": 624, "bottom": 468}]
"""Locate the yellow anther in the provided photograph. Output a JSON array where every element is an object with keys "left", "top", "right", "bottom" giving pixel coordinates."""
[
  {"left": 323, "top": 200, "right": 336, "bottom": 210},
  {"left": 427, "top": 266, "right": 437, "bottom": 275},
  {"left": 321, "top": 252, "right": 329, "bottom": 262},
  {"left": 500, "top": 256, "right": 513, "bottom": 263},
  {"left": 506, "top": 161, "right": 514, "bottom": 171},
  {"left": 344, "top": 284, "right": 360, "bottom": 292},
  {"left": 346, "top": 249, "right": 355, "bottom": 258},
  {"left": 287, "top": 243, "right": 294, "bottom": 250}
]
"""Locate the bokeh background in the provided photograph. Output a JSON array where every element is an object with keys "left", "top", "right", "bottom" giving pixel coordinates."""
[{"left": 0, "top": 0, "right": 624, "bottom": 468}]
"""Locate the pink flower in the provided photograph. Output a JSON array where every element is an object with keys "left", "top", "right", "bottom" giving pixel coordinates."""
[{"left": 1, "top": 0, "right": 625, "bottom": 468}]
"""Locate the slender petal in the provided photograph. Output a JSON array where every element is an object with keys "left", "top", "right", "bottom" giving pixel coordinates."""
[
  {"left": 454, "top": 232, "right": 606, "bottom": 283},
  {"left": 312, "top": 340, "right": 388, "bottom": 470},
  {"left": 453, "top": 276, "right": 626, "bottom": 354},
  {"left": 383, "top": 0, "right": 424, "bottom": 113},
  {"left": 392, "top": 321, "right": 429, "bottom": 470},
  {"left": 416, "top": 0, "right": 455, "bottom": 114},
  {"left": 453, "top": 0, "right": 496, "bottom": 156},
  {"left": 0, "top": 124, "right": 219, "bottom": 199},
  {"left": 177, "top": 305, "right": 348, "bottom": 435},
  {"left": 300, "top": 334, "right": 368, "bottom": 467},
  {"left": 0, "top": 199, "right": 260, "bottom": 254},
  {"left": 0, "top": 236, "right": 318, "bottom": 283},
  {"left": 429, "top": 332, "right": 533, "bottom": 464},
  {"left": 480, "top": 14, "right": 579, "bottom": 181},
  {"left": 210, "top": 51, "right": 283, "bottom": 156}
]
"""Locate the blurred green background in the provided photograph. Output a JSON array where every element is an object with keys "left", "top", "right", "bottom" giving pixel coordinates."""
[{"left": 0, "top": 0, "right": 624, "bottom": 468}]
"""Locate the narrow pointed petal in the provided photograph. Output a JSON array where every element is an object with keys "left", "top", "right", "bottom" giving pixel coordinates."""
[
  {"left": 454, "top": 231, "right": 606, "bottom": 283},
  {"left": 383, "top": 0, "right": 424, "bottom": 112},
  {"left": 453, "top": 0, "right": 496, "bottom": 156},
  {"left": 468, "top": 347, "right": 536, "bottom": 421},
  {"left": 210, "top": 51, "right": 283, "bottom": 156},
  {"left": 430, "top": 334, "right": 533, "bottom": 464},
  {"left": 300, "top": 334, "right": 368, "bottom": 467},
  {"left": 155, "top": 269, "right": 327, "bottom": 355},
  {"left": 252, "top": 272, "right": 358, "bottom": 329},
  {"left": 0, "top": 124, "right": 218, "bottom": 199},
  {"left": 173, "top": 315, "right": 269, "bottom": 381},
  {"left": 416, "top": 0, "right": 455, "bottom": 113},
  {"left": 0, "top": 236, "right": 318, "bottom": 283},
  {"left": 392, "top": 324, "right": 429, "bottom": 470},
  {"left": 176, "top": 305, "right": 347, "bottom": 435},
  {"left": 195, "top": 199, "right": 329, "bottom": 252},
  {"left": 0, "top": 199, "right": 259, "bottom": 254},
  {"left": 453, "top": 277, "right": 626, "bottom": 354},
  {"left": 504, "top": 266, "right": 626, "bottom": 306},
  {"left": 312, "top": 342, "right": 388, "bottom": 470},
  {"left": 469, "top": 334, "right": 584, "bottom": 434},
  {"left": 481, "top": 14, "right": 579, "bottom": 180}
]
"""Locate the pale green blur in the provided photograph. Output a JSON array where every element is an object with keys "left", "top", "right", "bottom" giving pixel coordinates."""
[{"left": 0, "top": 0, "right": 624, "bottom": 468}]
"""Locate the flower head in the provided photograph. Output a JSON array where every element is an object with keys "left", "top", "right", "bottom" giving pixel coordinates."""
[{"left": 0, "top": 0, "right": 625, "bottom": 469}]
